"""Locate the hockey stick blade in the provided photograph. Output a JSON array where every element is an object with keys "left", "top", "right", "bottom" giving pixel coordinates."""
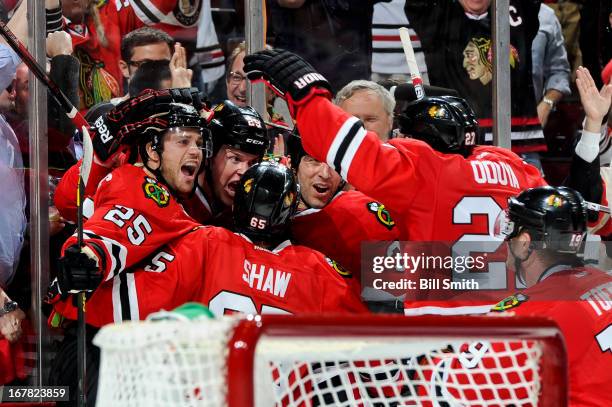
[
  {"left": 399, "top": 27, "right": 425, "bottom": 100},
  {"left": 0, "top": 21, "right": 88, "bottom": 130}
]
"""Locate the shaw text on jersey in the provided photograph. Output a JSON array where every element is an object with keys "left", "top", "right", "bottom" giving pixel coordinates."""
[{"left": 242, "top": 259, "right": 292, "bottom": 298}]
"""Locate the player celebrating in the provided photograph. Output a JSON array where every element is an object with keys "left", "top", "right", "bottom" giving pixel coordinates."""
[
  {"left": 243, "top": 49, "right": 546, "bottom": 303},
  {"left": 182, "top": 100, "right": 270, "bottom": 226},
  {"left": 287, "top": 129, "right": 400, "bottom": 286},
  {"left": 493, "top": 185, "right": 612, "bottom": 405},
  {"left": 55, "top": 161, "right": 366, "bottom": 325},
  {"left": 47, "top": 97, "right": 212, "bottom": 322}
]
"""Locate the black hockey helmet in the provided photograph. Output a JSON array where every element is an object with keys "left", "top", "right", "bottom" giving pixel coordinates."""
[
  {"left": 285, "top": 126, "right": 307, "bottom": 169},
  {"left": 398, "top": 96, "right": 479, "bottom": 153},
  {"left": 233, "top": 161, "right": 300, "bottom": 242},
  {"left": 209, "top": 100, "right": 269, "bottom": 157},
  {"left": 123, "top": 101, "right": 213, "bottom": 160},
  {"left": 495, "top": 186, "right": 588, "bottom": 253}
]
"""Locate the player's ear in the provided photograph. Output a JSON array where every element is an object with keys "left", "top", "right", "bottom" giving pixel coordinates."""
[
  {"left": 514, "top": 230, "right": 532, "bottom": 260},
  {"left": 145, "top": 141, "right": 161, "bottom": 170}
]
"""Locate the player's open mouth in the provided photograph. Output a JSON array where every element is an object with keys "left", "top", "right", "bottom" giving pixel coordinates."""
[
  {"left": 181, "top": 163, "right": 198, "bottom": 178},
  {"left": 236, "top": 95, "right": 247, "bottom": 103},
  {"left": 313, "top": 184, "right": 330, "bottom": 194},
  {"left": 227, "top": 180, "right": 240, "bottom": 195}
]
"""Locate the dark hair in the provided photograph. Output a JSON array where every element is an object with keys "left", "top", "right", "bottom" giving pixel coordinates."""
[
  {"left": 127, "top": 60, "right": 172, "bottom": 96},
  {"left": 121, "top": 27, "right": 175, "bottom": 61}
]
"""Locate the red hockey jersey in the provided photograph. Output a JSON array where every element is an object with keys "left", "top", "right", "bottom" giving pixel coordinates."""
[
  {"left": 297, "top": 97, "right": 546, "bottom": 242},
  {"left": 54, "top": 226, "right": 366, "bottom": 325},
  {"left": 406, "top": 266, "right": 612, "bottom": 405},
  {"left": 489, "top": 266, "right": 612, "bottom": 406},
  {"left": 54, "top": 158, "right": 114, "bottom": 223},
  {"left": 60, "top": 164, "right": 199, "bottom": 281},
  {"left": 292, "top": 190, "right": 400, "bottom": 279}
]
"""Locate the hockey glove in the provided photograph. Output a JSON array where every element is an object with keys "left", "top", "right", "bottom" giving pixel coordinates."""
[
  {"left": 243, "top": 49, "right": 332, "bottom": 115},
  {"left": 57, "top": 245, "right": 103, "bottom": 294},
  {"left": 91, "top": 87, "right": 209, "bottom": 161}
]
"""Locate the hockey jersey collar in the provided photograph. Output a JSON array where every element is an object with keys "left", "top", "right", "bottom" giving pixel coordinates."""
[
  {"left": 294, "top": 191, "right": 345, "bottom": 218},
  {"left": 236, "top": 233, "right": 293, "bottom": 254},
  {"left": 538, "top": 264, "right": 575, "bottom": 283}
]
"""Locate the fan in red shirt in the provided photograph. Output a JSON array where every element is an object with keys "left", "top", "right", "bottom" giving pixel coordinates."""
[{"left": 46, "top": 0, "right": 202, "bottom": 110}]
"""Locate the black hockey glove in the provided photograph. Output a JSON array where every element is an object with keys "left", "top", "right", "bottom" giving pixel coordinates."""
[
  {"left": 243, "top": 49, "right": 332, "bottom": 115},
  {"left": 91, "top": 87, "right": 209, "bottom": 161},
  {"left": 57, "top": 245, "right": 103, "bottom": 294}
]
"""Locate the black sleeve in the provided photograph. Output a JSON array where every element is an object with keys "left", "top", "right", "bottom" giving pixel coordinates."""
[
  {"left": 48, "top": 55, "right": 80, "bottom": 169},
  {"left": 565, "top": 152, "right": 603, "bottom": 222},
  {"left": 46, "top": 7, "right": 64, "bottom": 34}
]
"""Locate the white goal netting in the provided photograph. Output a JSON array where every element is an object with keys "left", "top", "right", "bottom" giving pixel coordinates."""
[
  {"left": 94, "top": 316, "right": 558, "bottom": 407},
  {"left": 94, "top": 317, "right": 238, "bottom": 407},
  {"left": 255, "top": 337, "right": 541, "bottom": 407}
]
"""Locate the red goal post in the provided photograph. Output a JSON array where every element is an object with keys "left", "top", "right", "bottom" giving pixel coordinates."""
[{"left": 95, "top": 314, "right": 568, "bottom": 406}]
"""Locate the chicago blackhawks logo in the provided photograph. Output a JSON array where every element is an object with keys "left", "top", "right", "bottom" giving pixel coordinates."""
[
  {"left": 326, "top": 258, "right": 351, "bottom": 278},
  {"left": 491, "top": 293, "right": 529, "bottom": 312},
  {"left": 174, "top": 0, "right": 202, "bottom": 26},
  {"left": 243, "top": 178, "right": 254, "bottom": 193},
  {"left": 367, "top": 202, "right": 395, "bottom": 230},
  {"left": 283, "top": 191, "right": 295, "bottom": 207},
  {"left": 143, "top": 178, "right": 170, "bottom": 207},
  {"left": 545, "top": 194, "right": 564, "bottom": 208},
  {"left": 428, "top": 105, "right": 449, "bottom": 120}
]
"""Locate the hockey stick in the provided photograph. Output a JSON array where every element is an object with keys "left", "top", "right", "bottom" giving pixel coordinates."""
[
  {"left": 586, "top": 201, "right": 611, "bottom": 214},
  {"left": 398, "top": 27, "right": 425, "bottom": 100},
  {"left": 75, "top": 126, "right": 93, "bottom": 407},
  {"left": 0, "top": 21, "right": 89, "bottom": 130}
]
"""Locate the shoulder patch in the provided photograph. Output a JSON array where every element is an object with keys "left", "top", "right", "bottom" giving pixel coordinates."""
[
  {"left": 326, "top": 257, "right": 352, "bottom": 278},
  {"left": 143, "top": 177, "right": 170, "bottom": 207},
  {"left": 491, "top": 293, "right": 529, "bottom": 312},
  {"left": 366, "top": 202, "right": 395, "bottom": 230}
]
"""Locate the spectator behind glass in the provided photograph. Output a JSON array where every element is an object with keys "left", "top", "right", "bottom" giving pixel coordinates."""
[
  {"left": 223, "top": 42, "right": 278, "bottom": 116},
  {"left": 45, "top": 0, "right": 201, "bottom": 110},
  {"left": 269, "top": 0, "right": 382, "bottom": 92},
  {"left": 405, "top": 0, "right": 545, "bottom": 170},
  {"left": 119, "top": 27, "right": 174, "bottom": 91},
  {"left": 5, "top": 30, "right": 79, "bottom": 172},
  {"left": 0, "top": 40, "right": 26, "bottom": 378},
  {"left": 334, "top": 80, "right": 395, "bottom": 141},
  {"left": 225, "top": 42, "right": 247, "bottom": 107},
  {"left": 127, "top": 60, "right": 172, "bottom": 97},
  {"left": 371, "top": 0, "right": 429, "bottom": 84},
  {"left": 531, "top": 3, "right": 571, "bottom": 128}
]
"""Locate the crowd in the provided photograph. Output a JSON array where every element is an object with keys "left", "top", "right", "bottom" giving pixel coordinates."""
[{"left": 0, "top": 0, "right": 611, "bottom": 405}]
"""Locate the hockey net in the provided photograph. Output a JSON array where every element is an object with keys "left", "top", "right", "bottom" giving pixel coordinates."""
[{"left": 94, "top": 314, "right": 567, "bottom": 406}]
